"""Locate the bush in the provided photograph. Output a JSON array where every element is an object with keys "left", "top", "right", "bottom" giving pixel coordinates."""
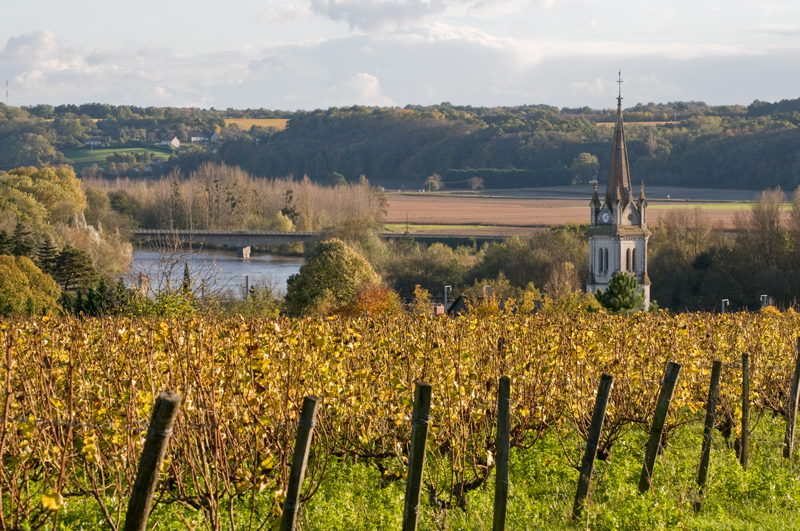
[{"left": 0, "top": 255, "right": 61, "bottom": 316}]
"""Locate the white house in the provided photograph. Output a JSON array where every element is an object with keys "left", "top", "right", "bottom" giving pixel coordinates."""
[
  {"left": 161, "top": 136, "right": 181, "bottom": 149},
  {"left": 85, "top": 137, "right": 102, "bottom": 146}
]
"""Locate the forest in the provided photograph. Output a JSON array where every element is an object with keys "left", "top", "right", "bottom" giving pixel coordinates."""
[{"left": 2, "top": 97, "right": 800, "bottom": 190}]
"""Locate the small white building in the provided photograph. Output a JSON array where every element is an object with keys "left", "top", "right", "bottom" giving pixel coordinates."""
[
  {"left": 161, "top": 136, "right": 181, "bottom": 149},
  {"left": 85, "top": 137, "right": 102, "bottom": 146}
]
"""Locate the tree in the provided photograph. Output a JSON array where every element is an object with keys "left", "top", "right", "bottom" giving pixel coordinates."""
[
  {"left": 52, "top": 245, "right": 98, "bottom": 291},
  {"left": 329, "top": 172, "right": 347, "bottom": 187},
  {"left": 468, "top": 177, "right": 484, "bottom": 190},
  {"left": 12, "top": 221, "right": 34, "bottom": 257},
  {"left": 594, "top": 271, "right": 645, "bottom": 313},
  {"left": 0, "top": 230, "right": 11, "bottom": 256},
  {"left": 571, "top": 153, "right": 599, "bottom": 184},
  {"left": 0, "top": 255, "right": 61, "bottom": 316},
  {"left": 423, "top": 175, "right": 441, "bottom": 192},
  {"left": 283, "top": 238, "right": 381, "bottom": 316},
  {"left": 36, "top": 235, "right": 60, "bottom": 274}
]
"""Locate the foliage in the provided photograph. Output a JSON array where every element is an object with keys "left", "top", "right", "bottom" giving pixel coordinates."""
[
  {"left": 571, "top": 152, "right": 600, "bottom": 183},
  {"left": 51, "top": 245, "right": 98, "bottom": 291},
  {"left": 0, "top": 255, "right": 61, "bottom": 315},
  {"left": 1, "top": 311, "right": 800, "bottom": 529},
  {"left": 283, "top": 239, "right": 381, "bottom": 316},
  {"left": 594, "top": 271, "right": 645, "bottom": 313}
]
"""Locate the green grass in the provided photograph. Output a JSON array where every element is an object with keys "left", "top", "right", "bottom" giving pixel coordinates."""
[
  {"left": 63, "top": 146, "right": 175, "bottom": 170},
  {"left": 17, "top": 414, "right": 800, "bottom": 530}
]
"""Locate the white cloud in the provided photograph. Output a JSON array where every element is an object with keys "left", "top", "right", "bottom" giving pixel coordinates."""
[
  {"left": 309, "top": 0, "right": 447, "bottom": 32},
  {"left": 329, "top": 72, "right": 396, "bottom": 105},
  {"left": 751, "top": 23, "right": 800, "bottom": 37},
  {"left": 3, "top": 28, "right": 800, "bottom": 110},
  {"left": 255, "top": 5, "right": 313, "bottom": 24}
]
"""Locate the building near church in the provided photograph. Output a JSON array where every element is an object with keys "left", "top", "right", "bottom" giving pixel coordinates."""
[{"left": 585, "top": 82, "right": 651, "bottom": 308}]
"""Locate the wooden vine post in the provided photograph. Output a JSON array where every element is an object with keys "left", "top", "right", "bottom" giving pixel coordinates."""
[
  {"left": 740, "top": 352, "right": 750, "bottom": 468},
  {"left": 281, "top": 395, "right": 321, "bottom": 531},
  {"left": 123, "top": 391, "right": 183, "bottom": 531},
  {"left": 693, "top": 360, "right": 721, "bottom": 512},
  {"left": 492, "top": 376, "right": 511, "bottom": 531},
  {"left": 402, "top": 381, "right": 432, "bottom": 531},
  {"left": 784, "top": 338, "right": 800, "bottom": 459},
  {"left": 639, "top": 362, "right": 681, "bottom": 493},
  {"left": 573, "top": 373, "right": 614, "bottom": 519}
]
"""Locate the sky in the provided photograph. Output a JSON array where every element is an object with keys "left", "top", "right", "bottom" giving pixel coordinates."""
[{"left": 1, "top": 0, "right": 799, "bottom": 110}]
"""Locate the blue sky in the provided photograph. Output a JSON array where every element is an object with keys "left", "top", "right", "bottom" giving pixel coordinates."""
[{"left": 1, "top": 1, "right": 799, "bottom": 110}]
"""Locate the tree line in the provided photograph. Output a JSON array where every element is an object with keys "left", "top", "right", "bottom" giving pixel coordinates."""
[{"left": 3, "top": 97, "right": 800, "bottom": 190}]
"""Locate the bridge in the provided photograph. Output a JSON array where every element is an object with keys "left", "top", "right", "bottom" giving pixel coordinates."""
[
  {"left": 131, "top": 230, "right": 320, "bottom": 258},
  {"left": 132, "top": 229, "right": 507, "bottom": 258}
]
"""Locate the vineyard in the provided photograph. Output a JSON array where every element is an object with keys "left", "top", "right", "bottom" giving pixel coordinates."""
[{"left": 2, "top": 309, "right": 800, "bottom": 530}]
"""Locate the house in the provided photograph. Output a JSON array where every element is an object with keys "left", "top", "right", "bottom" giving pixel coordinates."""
[
  {"left": 161, "top": 136, "right": 181, "bottom": 148},
  {"left": 85, "top": 137, "right": 102, "bottom": 146},
  {"left": 187, "top": 130, "right": 220, "bottom": 143}
]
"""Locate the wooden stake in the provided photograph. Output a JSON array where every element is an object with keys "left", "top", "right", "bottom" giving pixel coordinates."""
[
  {"left": 639, "top": 362, "right": 681, "bottom": 493},
  {"left": 402, "top": 381, "right": 432, "bottom": 531},
  {"left": 784, "top": 338, "right": 800, "bottom": 459},
  {"left": 573, "top": 373, "right": 614, "bottom": 519},
  {"left": 492, "top": 376, "right": 511, "bottom": 531},
  {"left": 281, "top": 396, "right": 321, "bottom": 531},
  {"left": 693, "top": 360, "right": 721, "bottom": 512},
  {"left": 740, "top": 353, "right": 750, "bottom": 468},
  {"left": 123, "top": 391, "right": 182, "bottom": 531}
]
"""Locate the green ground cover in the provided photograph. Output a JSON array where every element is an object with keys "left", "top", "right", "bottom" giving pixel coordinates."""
[
  {"left": 40, "top": 415, "right": 800, "bottom": 530},
  {"left": 63, "top": 146, "right": 175, "bottom": 170}
]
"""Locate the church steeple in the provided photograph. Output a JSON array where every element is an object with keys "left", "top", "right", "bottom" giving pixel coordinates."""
[{"left": 605, "top": 71, "right": 632, "bottom": 207}]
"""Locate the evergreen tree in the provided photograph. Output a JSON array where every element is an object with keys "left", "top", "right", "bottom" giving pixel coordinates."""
[
  {"left": 52, "top": 245, "right": 98, "bottom": 291},
  {"left": 36, "top": 236, "right": 60, "bottom": 275},
  {"left": 594, "top": 271, "right": 645, "bottom": 314},
  {"left": 12, "top": 222, "right": 34, "bottom": 258},
  {"left": 0, "top": 230, "right": 11, "bottom": 256}
]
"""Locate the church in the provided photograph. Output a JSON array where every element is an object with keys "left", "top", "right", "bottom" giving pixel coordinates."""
[{"left": 585, "top": 81, "right": 651, "bottom": 307}]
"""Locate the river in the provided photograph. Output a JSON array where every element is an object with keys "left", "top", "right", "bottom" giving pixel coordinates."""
[{"left": 130, "top": 248, "right": 305, "bottom": 297}]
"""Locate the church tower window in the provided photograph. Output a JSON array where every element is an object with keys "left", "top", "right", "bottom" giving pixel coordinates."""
[
  {"left": 626, "top": 249, "right": 631, "bottom": 271},
  {"left": 632, "top": 248, "right": 637, "bottom": 272},
  {"left": 603, "top": 248, "right": 608, "bottom": 272}
]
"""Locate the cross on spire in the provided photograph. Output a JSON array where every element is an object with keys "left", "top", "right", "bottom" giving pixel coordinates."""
[{"left": 617, "top": 70, "right": 623, "bottom": 103}]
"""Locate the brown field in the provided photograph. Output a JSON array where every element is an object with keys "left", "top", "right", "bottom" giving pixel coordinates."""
[
  {"left": 385, "top": 194, "right": 747, "bottom": 235},
  {"left": 224, "top": 118, "right": 289, "bottom": 130}
]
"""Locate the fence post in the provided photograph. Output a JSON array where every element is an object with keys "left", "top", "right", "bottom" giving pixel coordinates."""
[
  {"left": 403, "top": 381, "right": 432, "bottom": 531},
  {"left": 123, "top": 391, "right": 183, "bottom": 531},
  {"left": 693, "top": 360, "right": 722, "bottom": 512},
  {"left": 281, "top": 396, "right": 321, "bottom": 531},
  {"left": 573, "top": 373, "right": 614, "bottom": 519},
  {"left": 740, "top": 353, "right": 750, "bottom": 468},
  {"left": 784, "top": 338, "right": 800, "bottom": 459},
  {"left": 639, "top": 362, "right": 681, "bottom": 493},
  {"left": 492, "top": 376, "right": 511, "bottom": 531}
]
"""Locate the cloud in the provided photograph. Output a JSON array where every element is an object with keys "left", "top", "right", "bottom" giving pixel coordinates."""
[
  {"left": 327, "top": 72, "right": 396, "bottom": 105},
  {"left": 310, "top": 0, "right": 447, "bottom": 32},
  {"left": 255, "top": 5, "right": 313, "bottom": 24},
  {"left": 3, "top": 29, "right": 800, "bottom": 110},
  {"left": 751, "top": 23, "right": 800, "bottom": 37}
]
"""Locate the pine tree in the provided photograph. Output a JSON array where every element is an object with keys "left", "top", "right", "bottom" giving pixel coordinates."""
[
  {"left": 594, "top": 271, "right": 645, "bottom": 314},
  {"left": 0, "top": 230, "right": 11, "bottom": 256},
  {"left": 12, "top": 222, "right": 34, "bottom": 258},
  {"left": 36, "top": 236, "right": 60, "bottom": 275},
  {"left": 52, "top": 245, "right": 98, "bottom": 291}
]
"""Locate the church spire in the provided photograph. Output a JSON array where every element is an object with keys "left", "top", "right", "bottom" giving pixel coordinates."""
[{"left": 605, "top": 71, "right": 632, "bottom": 206}]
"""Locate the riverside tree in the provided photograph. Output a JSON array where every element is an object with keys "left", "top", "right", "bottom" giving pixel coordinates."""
[{"left": 283, "top": 238, "right": 381, "bottom": 316}]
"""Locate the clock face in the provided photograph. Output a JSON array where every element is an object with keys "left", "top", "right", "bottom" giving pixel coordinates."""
[{"left": 600, "top": 211, "right": 611, "bottom": 223}]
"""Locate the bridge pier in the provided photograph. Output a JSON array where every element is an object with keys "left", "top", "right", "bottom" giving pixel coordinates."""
[{"left": 237, "top": 246, "right": 251, "bottom": 259}]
